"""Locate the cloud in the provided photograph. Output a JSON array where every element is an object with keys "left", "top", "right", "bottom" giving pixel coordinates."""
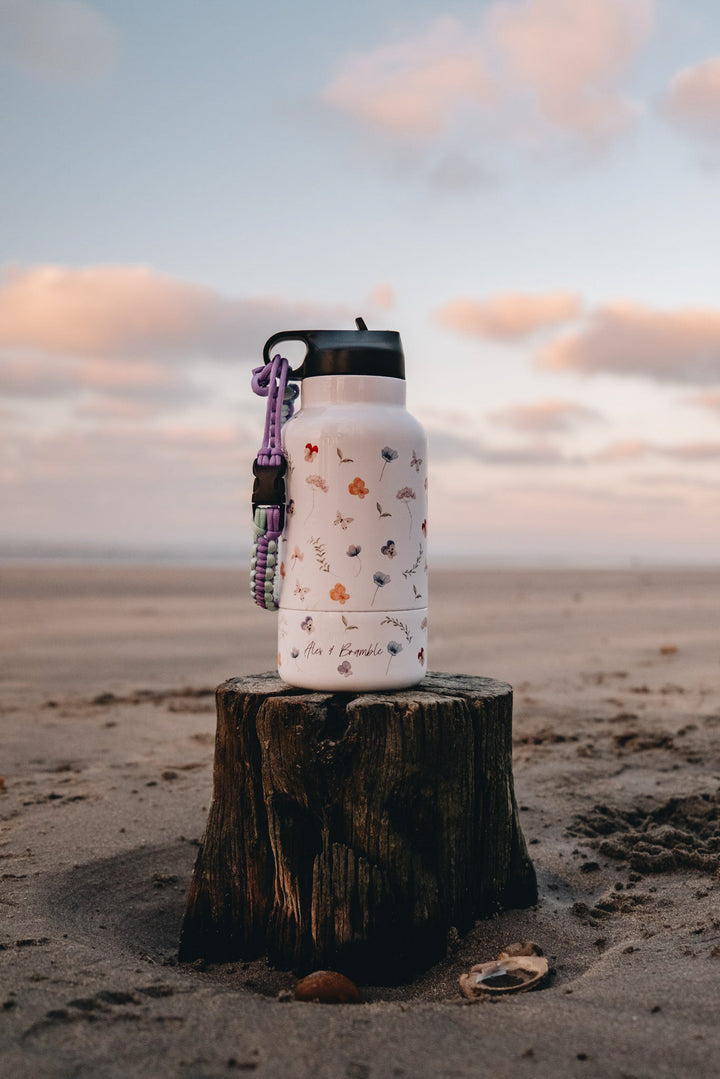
[
  {"left": 594, "top": 438, "right": 720, "bottom": 462},
  {"left": 488, "top": 399, "right": 603, "bottom": 433},
  {"left": 320, "top": 0, "right": 654, "bottom": 151},
  {"left": 0, "top": 354, "right": 196, "bottom": 401},
  {"left": 0, "top": 422, "right": 255, "bottom": 543},
  {"left": 365, "top": 283, "right": 396, "bottom": 311},
  {"left": 427, "top": 425, "right": 573, "bottom": 466},
  {"left": 0, "top": 0, "right": 120, "bottom": 81},
  {"left": 436, "top": 291, "right": 581, "bottom": 340},
  {"left": 662, "top": 57, "right": 720, "bottom": 143},
  {"left": 427, "top": 152, "right": 499, "bottom": 192},
  {"left": 0, "top": 264, "right": 352, "bottom": 363},
  {"left": 538, "top": 301, "right": 720, "bottom": 383},
  {"left": 74, "top": 397, "right": 167, "bottom": 422},
  {"left": 489, "top": 0, "right": 653, "bottom": 140},
  {"left": 686, "top": 390, "right": 720, "bottom": 416},
  {"left": 593, "top": 438, "right": 650, "bottom": 462},
  {"left": 320, "top": 17, "right": 495, "bottom": 137},
  {"left": 660, "top": 441, "right": 720, "bottom": 461}
]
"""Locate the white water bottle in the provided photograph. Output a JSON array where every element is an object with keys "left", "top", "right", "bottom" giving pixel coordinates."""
[{"left": 263, "top": 318, "right": 428, "bottom": 691}]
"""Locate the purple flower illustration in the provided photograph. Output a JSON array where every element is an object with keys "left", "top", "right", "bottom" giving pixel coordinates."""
[
  {"left": 300, "top": 615, "right": 313, "bottom": 633},
  {"left": 380, "top": 446, "right": 398, "bottom": 480},
  {"left": 372, "top": 571, "right": 390, "bottom": 606},
  {"left": 381, "top": 539, "right": 396, "bottom": 559},
  {"left": 347, "top": 543, "right": 362, "bottom": 576},
  {"left": 386, "top": 639, "right": 403, "bottom": 674},
  {"left": 337, "top": 660, "right": 352, "bottom": 677},
  {"left": 396, "top": 486, "right": 416, "bottom": 536}
]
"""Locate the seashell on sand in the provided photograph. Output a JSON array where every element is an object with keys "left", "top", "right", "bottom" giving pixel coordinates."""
[
  {"left": 294, "top": 970, "right": 362, "bottom": 1004},
  {"left": 459, "top": 955, "right": 549, "bottom": 999}
]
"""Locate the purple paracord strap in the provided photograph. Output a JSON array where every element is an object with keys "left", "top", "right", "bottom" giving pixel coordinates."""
[
  {"left": 250, "top": 355, "right": 295, "bottom": 609},
  {"left": 251, "top": 353, "right": 290, "bottom": 466}
]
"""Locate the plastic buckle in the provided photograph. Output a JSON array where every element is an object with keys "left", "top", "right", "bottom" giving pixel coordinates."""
[{"left": 252, "top": 458, "right": 287, "bottom": 530}]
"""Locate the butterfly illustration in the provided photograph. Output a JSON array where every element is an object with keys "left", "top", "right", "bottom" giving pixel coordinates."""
[
  {"left": 410, "top": 450, "right": 423, "bottom": 472},
  {"left": 305, "top": 442, "right": 319, "bottom": 462},
  {"left": 333, "top": 511, "right": 354, "bottom": 530},
  {"left": 294, "top": 582, "right": 310, "bottom": 600}
]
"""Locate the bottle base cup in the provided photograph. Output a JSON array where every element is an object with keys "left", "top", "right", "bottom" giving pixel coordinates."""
[{"left": 277, "top": 607, "right": 428, "bottom": 693}]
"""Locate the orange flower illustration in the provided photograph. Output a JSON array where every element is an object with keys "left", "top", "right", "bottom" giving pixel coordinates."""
[
  {"left": 329, "top": 582, "right": 350, "bottom": 605},
  {"left": 348, "top": 476, "right": 369, "bottom": 499}
]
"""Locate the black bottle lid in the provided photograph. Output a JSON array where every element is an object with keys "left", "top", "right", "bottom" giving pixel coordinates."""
[{"left": 262, "top": 317, "right": 405, "bottom": 380}]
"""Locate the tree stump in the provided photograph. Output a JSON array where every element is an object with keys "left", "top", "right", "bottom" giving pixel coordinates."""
[{"left": 179, "top": 672, "right": 537, "bottom": 983}]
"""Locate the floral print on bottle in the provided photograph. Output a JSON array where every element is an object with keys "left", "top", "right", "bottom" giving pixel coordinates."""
[{"left": 277, "top": 411, "right": 428, "bottom": 689}]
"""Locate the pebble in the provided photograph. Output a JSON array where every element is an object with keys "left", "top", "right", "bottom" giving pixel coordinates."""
[
  {"left": 498, "top": 941, "right": 544, "bottom": 959},
  {"left": 294, "top": 970, "right": 362, "bottom": 1004}
]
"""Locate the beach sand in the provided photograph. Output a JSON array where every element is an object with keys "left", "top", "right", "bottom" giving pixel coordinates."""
[{"left": 1, "top": 564, "right": 719, "bottom": 1077}]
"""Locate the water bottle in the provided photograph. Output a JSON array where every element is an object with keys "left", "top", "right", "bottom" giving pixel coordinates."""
[{"left": 257, "top": 318, "right": 428, "bottom": 691}]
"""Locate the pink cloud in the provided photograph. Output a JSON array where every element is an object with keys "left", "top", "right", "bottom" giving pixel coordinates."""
[
  {"left": 686, "top": 390, "right": 720, "bottom": 415},
  {"left": 320, "top": 17, "right": 495, "bottom": 136},
  {"left": 320, "top": 0, "right": 653, "bottom": 147},
  {"left": 0, "top": 422, "right": 255, "bottom": 544},
  {"left": 365, "top": 283, "right": 396, "bottom": 311},
  {"left": 436, "top": 291, "right": 581, "bottom": 340},
  {"left": 661, "top": 441, "right": 720, "bottom": 461},
  {"left": 490, "top": 0, "right": 653, "bottom": 139},
  {"left": 662, "top": 57, "right": 720, "bottom": 142},
  {"left": 0, "top": 353, "right": 200, "bottom": 405},
  {"left": 0, "top": 264, "right": 351, "bottom": 362},
  {"left": 593, "top": 438, "right": 652, "bottom": 462},
  {"left": 488, "top": 399, "right": 602, "bottom": 433},
  {"left": 594, "top": 438, "right": 720, "bottom": 462},
  {"left": 538, "top": 301, "right": 720, "bottom": 383}
]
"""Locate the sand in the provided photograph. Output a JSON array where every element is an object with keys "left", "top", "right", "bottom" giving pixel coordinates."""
[{"left": 1, "top": 564, "right": 719, "bottom": 1077}]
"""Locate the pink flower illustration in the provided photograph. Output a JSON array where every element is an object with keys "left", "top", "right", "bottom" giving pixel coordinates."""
[
  {"left": 306, "top": 474, "right": 328, "bottom": 492},
  {"left": 305, "top": 474, "right": 328, "bottom": 520},
  {"left": 290, "top": 545, "right": 304, "bottom": 570}
]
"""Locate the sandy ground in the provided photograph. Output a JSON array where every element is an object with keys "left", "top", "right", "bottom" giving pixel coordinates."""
[{"left": 1, "top": 564, "right": 719, "bottom": 1078}]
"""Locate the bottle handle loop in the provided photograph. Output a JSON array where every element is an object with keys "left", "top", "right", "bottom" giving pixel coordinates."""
[{"left": 249, "top": 354, "right": 297, "bottom": 610}]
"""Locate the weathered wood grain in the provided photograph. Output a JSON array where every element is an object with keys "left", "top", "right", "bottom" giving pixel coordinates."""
[{"left": 179, "top": 672, "right": 537, "bottom": 982}]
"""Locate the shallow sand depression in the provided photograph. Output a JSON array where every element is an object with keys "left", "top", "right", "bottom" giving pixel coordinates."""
[{"left": 1, "top": 564, "right": 719, "bottom": 1077}]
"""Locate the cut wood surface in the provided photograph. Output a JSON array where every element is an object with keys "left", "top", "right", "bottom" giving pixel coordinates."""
[{"left": 179, "top": 671, "right": 537, "bottom": 982}]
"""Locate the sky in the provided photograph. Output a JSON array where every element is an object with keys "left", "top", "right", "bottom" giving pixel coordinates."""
[{"left": 2, "top": 0, "right": 720, "bottom": 565}]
